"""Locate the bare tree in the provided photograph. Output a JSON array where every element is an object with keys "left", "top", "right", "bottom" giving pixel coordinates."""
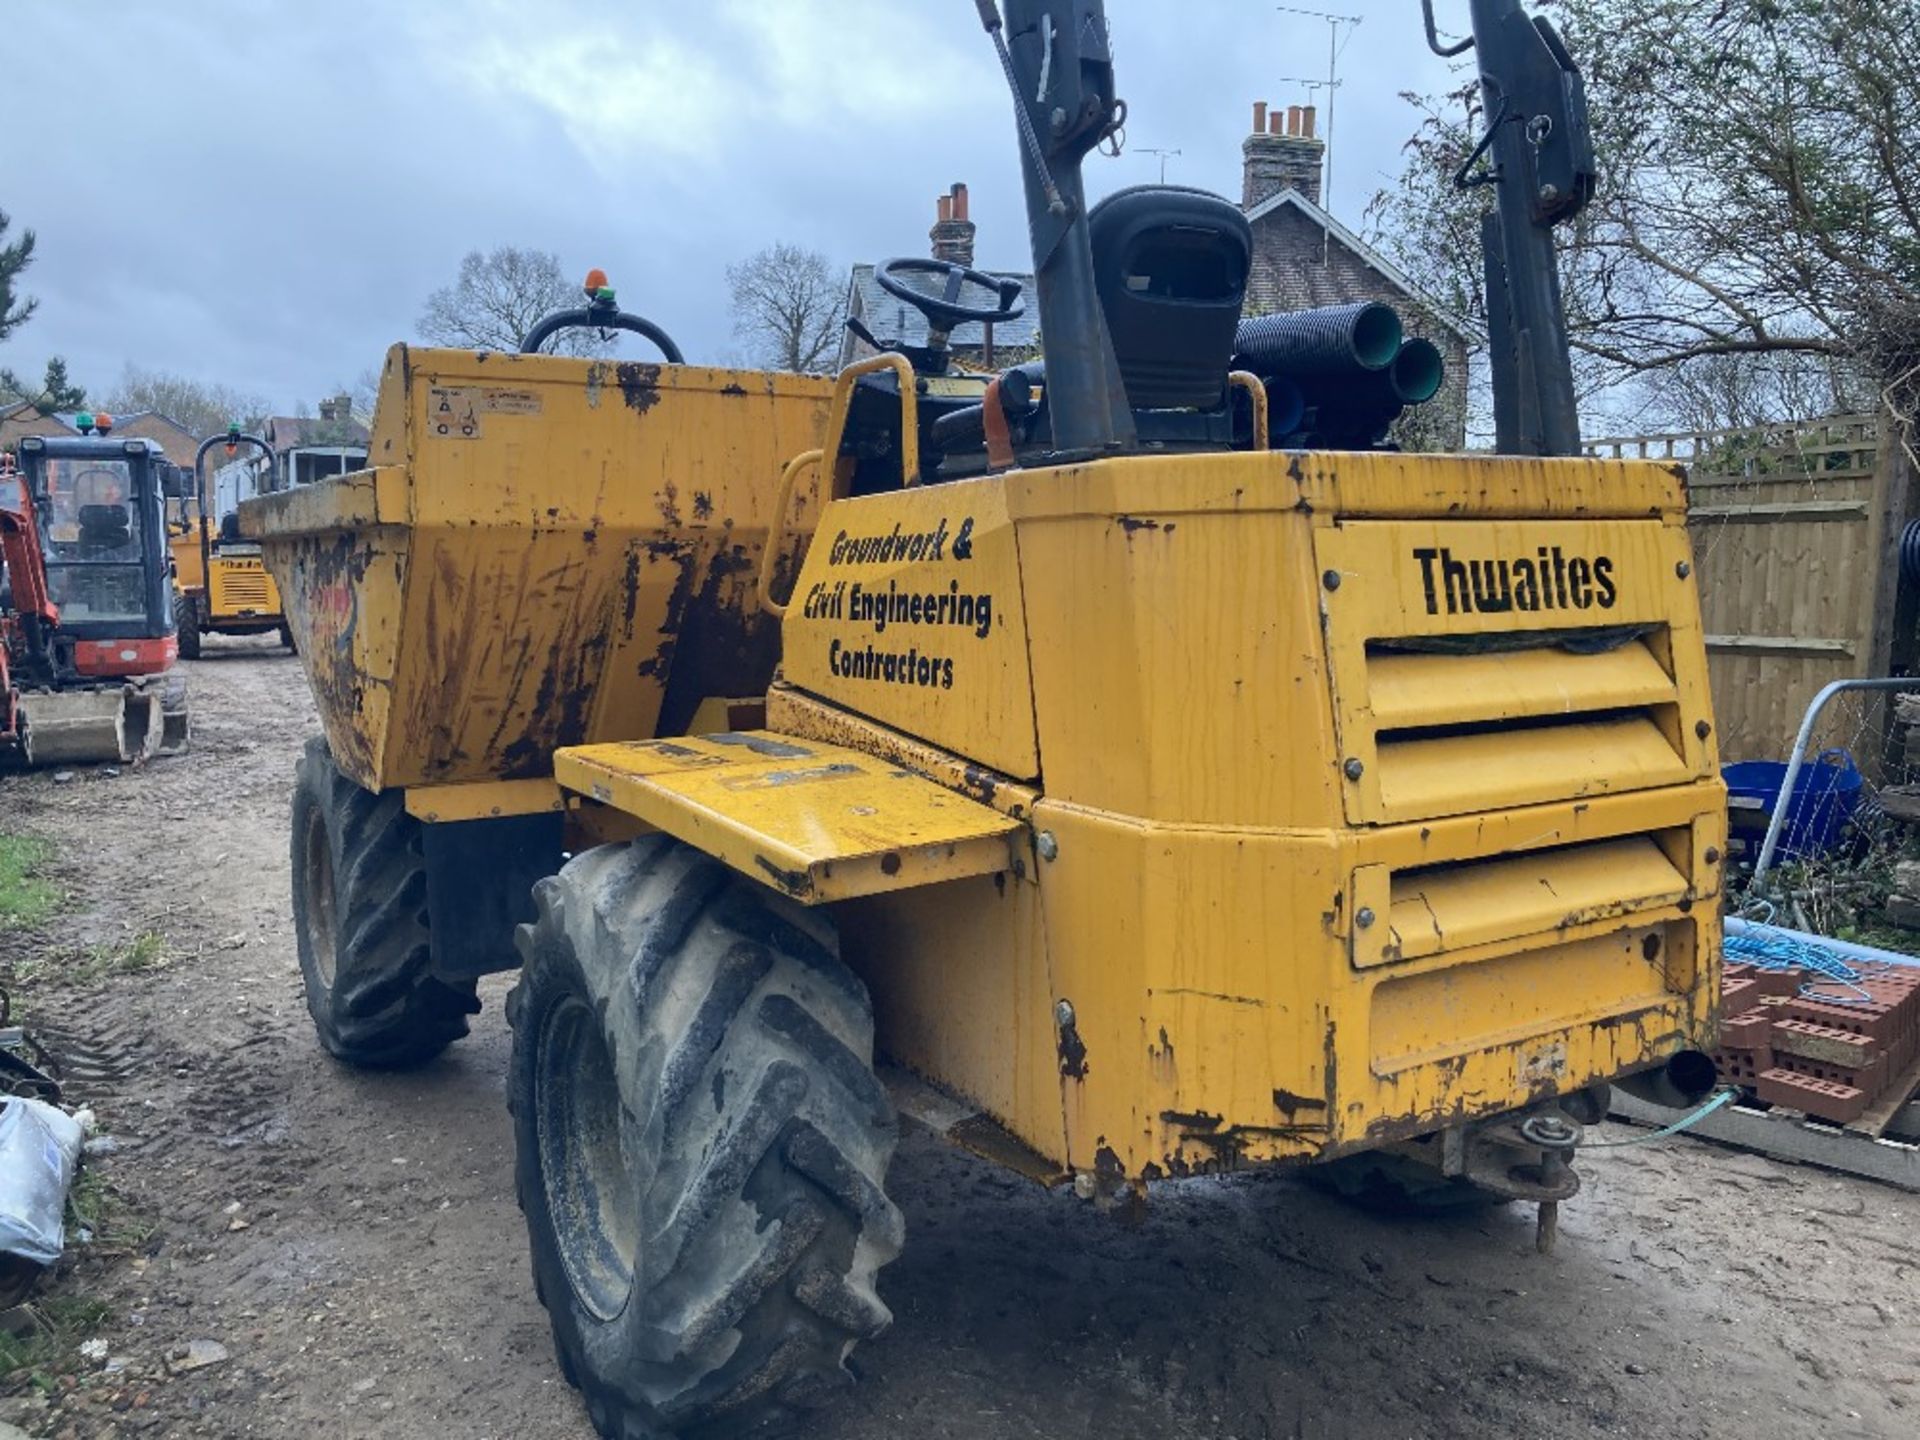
[
  {"left": 418, "top": 246, "right": 611, "bottom": 357},
  {"left": 1369, "top": 0, "right": 1920, "bottom": 432},
  {"left": 104, "top": 363, "right": 269, "bottom": 438},
  {"left": 347, "top": 367, "right": 382, "bottom": 425},
  {"left": 726, "top": 243, "right": 841, "bottom": 373}
]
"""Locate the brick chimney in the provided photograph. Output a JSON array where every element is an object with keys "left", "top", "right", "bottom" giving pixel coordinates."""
[
  {"left": 1241, "top": 101, "right": 1325, "bottom": 210},
  {"left": 929, "top": 182, "right": 976, "bottom": 267}
]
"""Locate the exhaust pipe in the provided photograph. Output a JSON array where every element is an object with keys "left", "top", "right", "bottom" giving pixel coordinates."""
[{"left": 1614, "top": 1049, "right": 1718, "bottom": 1111}]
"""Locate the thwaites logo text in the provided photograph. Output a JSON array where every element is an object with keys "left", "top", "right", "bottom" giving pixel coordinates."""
[{"left": 1413, "top": 546, "right": 1617, "bottom": 617}]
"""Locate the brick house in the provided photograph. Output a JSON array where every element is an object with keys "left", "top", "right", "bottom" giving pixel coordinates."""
[
  {"left": 1241, "top": 102, "right": 1472, "bottom": 449},
  {"left": 0, "top": 403, "right": 200, "bottom": 467}
]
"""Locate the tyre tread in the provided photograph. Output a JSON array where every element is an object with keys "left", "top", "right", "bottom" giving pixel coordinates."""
[
  {"left": 291, "top": 737, "right": 477, "bottom": 1068},
  {"left": 506, "top": 840, "right": 902, "bottom": 1440}
]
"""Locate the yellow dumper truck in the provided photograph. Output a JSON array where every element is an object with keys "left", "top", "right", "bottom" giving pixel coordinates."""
[
  {"left": 170, "top": 427, "right": 291, "bottom": 656},
  {"left": 245, "top": 2, "right": 1724, "bottom": 1435}
]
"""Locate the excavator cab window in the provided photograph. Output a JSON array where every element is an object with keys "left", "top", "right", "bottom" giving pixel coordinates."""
[
  {"left": 37, "top": 459, "right": 150, "bottom": 623},
  {"left": 20, "top": 445, "right": 170, "bottom": 637}
]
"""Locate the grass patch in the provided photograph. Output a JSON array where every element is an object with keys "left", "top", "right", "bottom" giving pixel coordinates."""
[
  {"left": 0, "top": 1173, "right": 153, "bottom": 1395},
  {"left": 11, "top": 931, "right": 168, "bottom": 988},
  {"left": 65, "top": 1169, "right": 156, "bottom": 1255},
  {"left": 0, "top": 833, "right": 59, "bottom": 929},
  {"left": 0, "top": 1295, "right": 111, "bottom": 1393}
]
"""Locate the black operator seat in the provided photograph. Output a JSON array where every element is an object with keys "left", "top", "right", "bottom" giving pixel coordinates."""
[{"left": 1086, "top": 184, "right": 1252, "bottom": 412}]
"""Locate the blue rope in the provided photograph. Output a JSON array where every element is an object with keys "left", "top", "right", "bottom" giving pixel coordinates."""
[
  {"left": 1724, "top": 925, "right": 1883, "bottom": 1006},
  {"left": 1581, "top": 1087, "right": 1739, "bottom": 1149}
]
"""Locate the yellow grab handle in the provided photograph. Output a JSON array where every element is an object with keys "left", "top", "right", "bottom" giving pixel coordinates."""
[
  {"left": 820, "top": 352, "right": 921, "bottom": 491},
  {"left": 1227, "top": 370, "right": 1269, "bottom": 451},
  {"left": 758, "top": 448, "right": 824, "bottom": 620}
]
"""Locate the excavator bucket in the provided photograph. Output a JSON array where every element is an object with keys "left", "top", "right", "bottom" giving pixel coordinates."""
[{"left": 13, "top": 681, "right": 183, "bottom": 766}]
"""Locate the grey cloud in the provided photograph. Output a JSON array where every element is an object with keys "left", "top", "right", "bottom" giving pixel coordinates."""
[{"left": 6, "top": 0, "right": 1459, "bottom": 408}]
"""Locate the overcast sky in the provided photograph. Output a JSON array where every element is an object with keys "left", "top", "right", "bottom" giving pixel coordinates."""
[{"left": 5, "top": 1, "right": 1465, "bottom": 412}]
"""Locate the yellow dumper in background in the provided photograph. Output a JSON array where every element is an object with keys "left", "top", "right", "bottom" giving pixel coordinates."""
[
  {"left": 244, "top": 2, "right": 1724, "bottom": 1436},
  {"left": 171, "top": 426, "right": 367, "bottom": 656}
]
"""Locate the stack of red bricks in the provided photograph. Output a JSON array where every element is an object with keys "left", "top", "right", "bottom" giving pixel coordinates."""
[{"left": 1713, "top": 962, "right": 1920, "bottom": 1124}]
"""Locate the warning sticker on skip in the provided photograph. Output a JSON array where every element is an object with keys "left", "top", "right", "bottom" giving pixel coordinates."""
[
  {"left": 427, "top": 386, "right": 544, "bottom": 439},
  {"left": 428, "top": 387, "right": 482, "bottom": 439}
]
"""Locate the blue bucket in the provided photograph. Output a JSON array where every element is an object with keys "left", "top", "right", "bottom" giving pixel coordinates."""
[{"left": 1722, "top": 749, "right": 1863, "bottom": 862}]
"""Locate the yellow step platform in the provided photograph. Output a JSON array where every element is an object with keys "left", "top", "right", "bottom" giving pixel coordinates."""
[{"left": 554, "top": 731, "right": 1022, "bottom": 903}]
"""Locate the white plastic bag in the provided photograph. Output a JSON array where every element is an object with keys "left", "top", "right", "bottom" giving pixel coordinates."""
[{"left": 0, "top": 1095, "right": 84, "bottom": 1267}]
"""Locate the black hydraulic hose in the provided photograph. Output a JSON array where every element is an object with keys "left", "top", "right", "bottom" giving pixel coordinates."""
[
  {"left": 1232, "top": 302, "right": 1403, "bottom": 378},
  {"left": 519, "top": 309, "right": 685, "bottom": 363}
]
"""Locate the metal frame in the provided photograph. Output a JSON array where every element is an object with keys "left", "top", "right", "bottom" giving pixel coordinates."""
[
  {"left": 192, "top": 431, "right": 278, "bottom": 620},
  {"left": 1750, "top": 676, "right": 1920, "bottom": 885}
]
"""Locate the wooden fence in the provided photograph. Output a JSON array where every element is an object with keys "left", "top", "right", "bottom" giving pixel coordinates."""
[{"left": 1586, "top": 414, "right": 1917, "bottom": 765}]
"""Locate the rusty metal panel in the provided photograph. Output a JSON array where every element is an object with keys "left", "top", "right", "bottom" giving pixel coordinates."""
[
  {"left": 1312, "top": 517, "right": 1716, "bottom": 825},
  {"left": 1003, "top": 453, "right": 1345, "bottom": 829},
  {"left": 244, "top": 347, "right": 836, "bottom": 790},
  {"left": 1018, "top": 787, "right": 1721, "bottom": 1180},
  {"left": 780, "top": 477, "right": 1040, "bottom": 780},
  {"left": 403, "top": 777, "right": 563, "bottom": 823}
]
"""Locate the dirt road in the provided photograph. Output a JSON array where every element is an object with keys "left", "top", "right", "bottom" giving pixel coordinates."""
[{"left": 3, "top": 641, "right": 1918, "bottom": 1439}]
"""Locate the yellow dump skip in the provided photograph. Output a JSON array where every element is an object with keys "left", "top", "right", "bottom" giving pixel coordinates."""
[{"left": 554, "top": 732, "right": 1021, "bottom": 904}]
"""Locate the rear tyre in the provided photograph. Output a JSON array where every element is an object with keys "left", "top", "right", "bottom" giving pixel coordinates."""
[
  {"left": 1308, "top": 1150, "right": 1512, "bottom": 1216},
  {"left": 290, "top": 736, "right": 479, "bottom": 1067},
  {"left": 174, "top": 594, "right": 201, "bottom": 660},
  {"left": 507, "top": 837, "right": 903, "bottom": 1440}
]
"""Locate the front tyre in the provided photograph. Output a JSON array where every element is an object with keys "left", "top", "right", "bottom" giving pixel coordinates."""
[
  {"left": 290, "top": 737, "right": 479, "bottom": 1067},
  {"left": 507, "top": 837, "right": 903, "bottom": 1440},
  {"left": 174, "top": 593, "right": 201, "bottom": 660}
]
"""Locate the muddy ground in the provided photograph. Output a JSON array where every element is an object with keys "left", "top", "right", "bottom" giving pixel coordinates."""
[{"left": 1, "top": 640, "right": 1917, "bottom": 1439}]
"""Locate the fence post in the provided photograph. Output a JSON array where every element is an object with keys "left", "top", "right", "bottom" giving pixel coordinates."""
[{"left": 1874, "top": 411, "right": 1920, "bottom": 777}]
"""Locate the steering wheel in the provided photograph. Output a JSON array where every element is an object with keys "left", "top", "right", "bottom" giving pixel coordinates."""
[{"left": 875, "top": 257, "right": 1024, "bottom": 336}]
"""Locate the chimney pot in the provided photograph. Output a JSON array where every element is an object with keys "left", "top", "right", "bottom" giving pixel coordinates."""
[
  {"left": 1242, "top": 100, "right": 1328, "bottom": 208},
  {"left": 1252, "top": 100, "right": 1267, "bottom": 133},
  {"left": 930, "top": 182, "right": 977, "bottom": 268}
]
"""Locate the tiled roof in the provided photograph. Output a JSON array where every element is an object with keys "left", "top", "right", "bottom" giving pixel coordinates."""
[{"left": 263, "top": 414, "right": 371, "bottom": 448}]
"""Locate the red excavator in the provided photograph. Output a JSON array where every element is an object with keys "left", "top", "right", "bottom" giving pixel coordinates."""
[{"left": 1, "top": 417, "right": 190, "bottom": 766}]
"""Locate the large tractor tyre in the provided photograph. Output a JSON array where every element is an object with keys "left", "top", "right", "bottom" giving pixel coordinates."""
[
  {"left": 174, "top": 594, "right": 201, "bottom": 660},
  {"left": 506, "top": 837, "right": 903, "bottom": 1440},
  {"left": 1307, "top": 1149, "right": 1513, "bottom": 1217},
  {"left": 290, "top": 737, "right": 479, "bottom": 1068}
]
